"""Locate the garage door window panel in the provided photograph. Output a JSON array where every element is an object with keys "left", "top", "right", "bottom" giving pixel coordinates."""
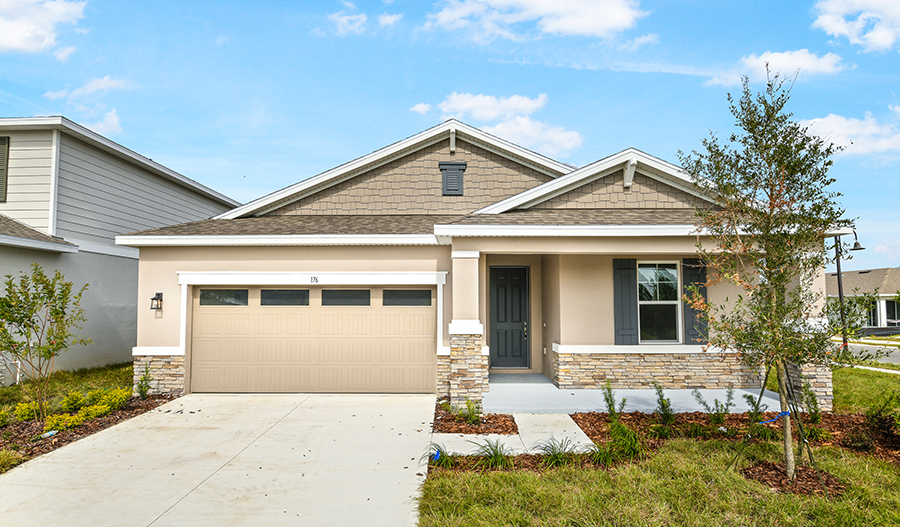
[
  {"left": 322, "top": 289, "right": 371, "bottom": 306},
  {"left": 261, "top": 289, "right": 310, "bottom": 306},
  {"left": 383, "top": 289, "right": 432, "bottom": 306},
  {"left": 199, "top": 289, "right": 249, "bottom": 306}
]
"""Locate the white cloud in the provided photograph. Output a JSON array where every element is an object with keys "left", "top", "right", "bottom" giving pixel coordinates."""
[
  {"left": 83, "top": 109, "right": 122, "bottom": 135},
  {"left": 813, "top": 0, "right": 900, "bottom": 52},
  {"left": 378, "top": 13, "right": 402, "bottom": 26},
  {"left": 409, "top": 103, "right": 432, "bottom": 114},
  {"left": 53, "top": 45, "right": 74, "bottom": 61},
  {"left": 619, "top": 33, "right": 657, "bottom": 51},
  {"left": 43, "top": 75, "right": 136, "bottom": 100},
  {"left": 0, "top": 0, "right": 85, "bottom": 53},
  {"left": 707, "top": 49, "right": 846, "bottom": 86},
  {"left": 438, "top": 92, "right": 547, "bottom": 121},
  {"left": 424, "top": 0, "right": 648, "bottom": 42},
  {"left": 328, "top": 9, "right": 367, "bottom": 35},
  {"left": 800, "top": 110, "right": 900, "bottom": 154},
  {"left": 482, "top": 115, "right": 583, "bottom": 156}
]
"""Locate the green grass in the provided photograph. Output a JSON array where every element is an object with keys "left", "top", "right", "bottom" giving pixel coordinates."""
[
  {"left": 833, "top": 367, "right": 900, "bottom": 414},
  {"left": 0, "top": 362, "right": 132, "bottom": 416},
  {"left": 0, "top": 449, "right": 24, "bottom": 473},
  {"left": 419, "top": 440, "right": 900, "bottom": 527},
  {"left": 853, "top": 361, "right": 900, "bottom": 373}
]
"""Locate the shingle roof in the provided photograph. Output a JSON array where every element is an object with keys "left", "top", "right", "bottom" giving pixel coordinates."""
[
  {"left": 445, "top": 208, "right": 699, "bottom": 225},
  {"left": 0, "top": 213, "right": 76, "bottom": 247},
  {"left": 826, "top": 267, "right": 900, "bottom": 296}
]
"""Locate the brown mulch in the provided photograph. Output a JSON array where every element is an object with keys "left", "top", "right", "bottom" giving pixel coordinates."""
[
  {"left": 432, "top": 401, "right": 518, "bottom": 435},
  {"left": 0, "top": 394, "right": 178, "bottom": 461},
  {"left": 741, "top": 461, "right": 847, "bottom": 497}
]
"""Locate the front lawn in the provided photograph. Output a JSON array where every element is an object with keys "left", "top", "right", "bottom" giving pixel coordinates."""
[
  {"left": 833, "top": 367, "right": 900, "bottom": 414},
  {"left": 0, "top": 362, "right": 133, "bottom": 416}
]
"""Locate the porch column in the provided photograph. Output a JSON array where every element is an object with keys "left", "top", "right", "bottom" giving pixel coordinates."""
[{"left": 449, "top": 251, "right": 487, "bottom": 408}]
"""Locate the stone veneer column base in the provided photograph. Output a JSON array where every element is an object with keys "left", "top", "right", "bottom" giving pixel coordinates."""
[
  {"left": 449, "top": 334, "right": 486, "bottom": 408},
  {"left": 133, "top": 356, "right": 185, "bottom": 395},
  {"left": 552, "top": 350, "right": 764, "bottom": 390},
  {"left": 786, "top": 362, "right": 833, "bottom": 412}
]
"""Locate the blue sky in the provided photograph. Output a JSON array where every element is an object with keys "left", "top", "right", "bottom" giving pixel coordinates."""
[{"left": 1, "top": 0, "right": 898, "bottom": 271}]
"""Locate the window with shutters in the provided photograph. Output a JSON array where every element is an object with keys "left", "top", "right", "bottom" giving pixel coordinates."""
[
  {"left": 637, "top": 262, "right": 681, "bottom": 343},
  {"left": 439, "top": 162, "right": 466, "bottom": 196},
  {"left": 0, "top": 136, "right": 9, "bottom": 202}
]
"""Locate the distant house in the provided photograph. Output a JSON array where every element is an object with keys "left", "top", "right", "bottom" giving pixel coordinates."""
[
  {"left": 826, "top": 267, "right": 900, "bottom": 331},
  {"left": 0, "top": 116, "right": 239, "bottom": 384}
]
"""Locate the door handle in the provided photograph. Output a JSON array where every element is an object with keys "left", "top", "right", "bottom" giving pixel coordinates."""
[{"left": 524, "top": 321, "right": 527, "bottom": 339}]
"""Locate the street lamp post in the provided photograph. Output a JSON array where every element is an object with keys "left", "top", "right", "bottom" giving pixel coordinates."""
[{"left": 834, "top": 231, "right": 865, "bottom": 351}]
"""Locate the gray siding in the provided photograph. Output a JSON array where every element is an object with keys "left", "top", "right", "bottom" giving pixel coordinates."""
[
  {"left": 56, "top": 134, "right": 230, "bottom": 245},
  {"left": 0, "top": 130, "right": 53, "bottom": 233}
]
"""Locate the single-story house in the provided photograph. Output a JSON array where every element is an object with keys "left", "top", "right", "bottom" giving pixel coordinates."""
[
  {"left": 0, "top": 117, "right": 239, "bottom": 385},
  {"left": 826, "top": 267, "right": 900, "bottom": 334},
  {"left": 117, "top": 120, "right": 832, "bottom": 409}
]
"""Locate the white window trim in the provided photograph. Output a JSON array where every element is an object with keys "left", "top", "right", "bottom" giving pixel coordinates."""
[{"left": 636, "top": 260, "right": 682, "bottom": 344}]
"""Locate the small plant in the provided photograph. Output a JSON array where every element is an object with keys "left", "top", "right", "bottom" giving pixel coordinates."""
[
  {"left": 841, "top": 428, "right": 875, "bottom": 452},
  {"left": 801, "top": 382, "right": 822, "bottom": 425},
  {"left": 98, "top": 387, "right": 131, "bottom": 411},
  {"left": 136, "top": 364, "right": 153, "bottom": 400},
  {"left": 684, "top": 422, "right": 709, "bottom": 439},
  {"left": 742, "top": 393, "right": 776, "bottom": 440},
  {"left": 60, "top": 390, "right": 86, "bottom": 413},
  {"left": 43, "top": 412, "right": 84, "bottom": 433},
  {"left": 534, "top": 437, "right": 577, "bottom": 468},
  {"left": 14, "top": 401, "right": 38, "bottom": 421},
  {"left": 602, "top": 382, "right": 627, "bottom": 422},
  {"left": 78, "top": 404, "right": 111, "bottom": 421},
  {"left": 608, "top": 421, "right": 642, "bottom": 460},
  {"left": 85, "top": 389, "right": 105, "bottom": 406},
  {"left": 469, "top": 439, "right": 514, "bottom": 469},
  {"left": 587, "top": 442, "right": 614, "bottom": 466},
  {"left": 652, "top": 382, "right": 675, "bottom": 426},
  {"left": 0, "top": 449, "right": 24, "bottom": 473},
  {"left": 421, "top": 443, "right": 456, "bottom": 469},
  {"left": 0, "top": 411, "right": 9, "bottom": 428},
  {"left": 437, "top": 399, "right": 452, "bottom": 413},
  {"left": 692, "top": 386, "right": 735, "bottom": 425},
  {"left": 804, "top": 425, "right": 831, "bottom": 442},
  {"left": 864, "top": 391, "right": 900, "bottom": 433},
  {"left": 647, "top": 424, "right": 673, "bottom": 439},
  {"left": 461, "top": 398, "right": 483, "bottom": 425}
]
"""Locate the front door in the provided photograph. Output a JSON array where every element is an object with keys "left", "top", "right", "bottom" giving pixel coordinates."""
[{"left": 489, "top": 267, "right": 529, "bottom": 368}]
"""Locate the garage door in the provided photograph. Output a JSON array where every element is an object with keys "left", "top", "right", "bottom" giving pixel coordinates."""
[{"left": 190, "top": 286, "right": 436, "bottom": 393}]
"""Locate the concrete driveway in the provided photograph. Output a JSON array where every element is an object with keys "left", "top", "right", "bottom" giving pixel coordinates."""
[{"left": 0, "top": 394, "right": 435, "bottom": 527}]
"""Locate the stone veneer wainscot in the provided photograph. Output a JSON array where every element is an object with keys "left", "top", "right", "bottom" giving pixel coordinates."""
[{"left": 133, "top": 356, "right": 185, "bottom": 395}]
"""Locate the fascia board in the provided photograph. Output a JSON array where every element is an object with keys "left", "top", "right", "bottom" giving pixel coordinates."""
[
  {"left": 115, "top": 234, "right": 444, "bottom": 247},
  {"left": 476, "top": 148, "right": 711, "bottom": 214},
  {"left": 216, "top": 120, "right": 574, "bottom": 220},
  {"left": 0, "top": 117, "right": 239, "bottom": 208},
  {"left": 0, "top": 233, "right": 79, "bottom": 253},
  {"left": 432, "top": 224, "right": 702, "bottom": 237}
]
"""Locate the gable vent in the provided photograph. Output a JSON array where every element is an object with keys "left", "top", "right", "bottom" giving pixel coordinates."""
[
  {"left": 0, "top": 137, "right": 8, "bottom": 203},
  {"left": 440, "top": 162, "right": 466, "bottom": 196}
]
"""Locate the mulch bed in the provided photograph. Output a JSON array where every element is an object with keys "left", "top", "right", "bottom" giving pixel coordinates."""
[
  {"left": 741, "top": 461, "right": 847, "bottom": 497},
  {"left": 0, "top": 394, "right": 178, "bottom": 461},
  {"left": 432, "top": 401, "right": 518, "bottom": 435}
]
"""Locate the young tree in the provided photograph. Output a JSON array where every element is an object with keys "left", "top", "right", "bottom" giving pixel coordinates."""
[
  {"left": 679, "top": 74, "right": 851, "bottom": 479},
  {"left": 0, "top": 263, "right": 90, "bottom": 418}
]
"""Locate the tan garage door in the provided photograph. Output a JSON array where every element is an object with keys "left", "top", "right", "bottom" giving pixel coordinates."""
[{"left": 190, "top": 286, "right": 436, "bottom": 393}]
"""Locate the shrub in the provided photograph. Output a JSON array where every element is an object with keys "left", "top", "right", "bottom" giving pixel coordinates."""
[
  {"left": 422, "top": 443, "right": 456, "bottom": 469},
  {"left": 78, "top": 404, "right": 111, "bottom": 421},
  {"left": 0, "top": 411, "right": 9, "bottom": 428},
  {"left": 608, "top": 421, "right": 642, "bottom": 460},
  {"left": 864, "top": 391, "right": 900, "bottom": 434},
  {"left": 652, "top": 382, "right": 675, "bottom": 426},
  {"left": 648, "top": 424, "right": 673, "bottom": 439},
  {"left": 14, "top": 402, "right": 39, "bottom": 421},
  {"left": 60, "top": 391, "right": 86, "bottom": 413},
  {"left": 805, "top": 425, "right": 831, "bottom": 442},
  {"left": 43, "top": 413, "right": 84, "bottom": 433},
  {"left": 692, "top": 386, "right": 735, "bottom": 425},
  {"left": 98, "top": 388, "right": 131, "bottom": 411},
  {"left": 587, "top": 442, "right": 614, "bottom": 466},
  {"left": 841, "top": 428, "right": 875, "bottom": 452},
  {"left": 469, "top": 439, "right": 514, "bottom": 469},
  {"left": 602, "top": 382, "right": 627, "bottom": 422},
  {"left": 534, "top": 437, "right": 577, "bottom": 468},
  {"left": 459, "top": 398, "right": 482, "bottom": 426},
  {"left": 684, "top": 422, "right": 709, "bottom": 439},
  {"left": 85, "top": 389, "right": 105, "bottom": 406},
  {"left": 801, "top": 381, "right": 823, "bottom": 425},
  {"left": 136, "top": 364, "right": 152, "bottom": 400}
]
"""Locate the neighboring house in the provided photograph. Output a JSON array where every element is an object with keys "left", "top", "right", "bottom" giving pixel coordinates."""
[
  {"left": 826, "top": 267, "right": 900, "bottom": 332},
  {"left": 117, "top": 119, "right": 831, "bottom": 409},
  {"left": 0, "top": 116, "right": 239, "bottom": 385}
]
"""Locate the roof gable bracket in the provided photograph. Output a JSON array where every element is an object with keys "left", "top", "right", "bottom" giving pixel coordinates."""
[
  {"left": 623, "top": 158, "right": 637, "bottom": 189},
  {"left": 449, "top": 126, "right": 456, "bottom": 154}
]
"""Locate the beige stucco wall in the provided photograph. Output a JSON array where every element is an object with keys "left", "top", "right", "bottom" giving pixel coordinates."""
[
  {"left": 136, "top": 245, "right": 454, "bottom": 349},
  {"left": 533, "top": 171, "right": 697, "bottom": 210},
  {"left": 266, "top": 138, "right": 554, "bottom": 216},
  {"left": 540, "top": 254, "right": 561, "bottom": 376}
]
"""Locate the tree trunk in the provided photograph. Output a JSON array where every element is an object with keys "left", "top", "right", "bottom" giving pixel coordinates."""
[{"left": 775, "top": 360, "right": 796, "bottom": 480}]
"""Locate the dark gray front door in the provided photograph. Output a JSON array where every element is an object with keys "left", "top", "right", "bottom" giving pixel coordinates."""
[{"left": 489, "top": 267, "right": 529, "bottom": 368}]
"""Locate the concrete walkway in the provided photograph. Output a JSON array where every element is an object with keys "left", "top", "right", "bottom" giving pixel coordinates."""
[{"left": 0, "top": 394, "right": 434, "bottom": 527}]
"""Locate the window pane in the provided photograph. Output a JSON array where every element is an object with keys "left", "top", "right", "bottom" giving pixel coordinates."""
[
  {"left": 640, "top": 304, "right": 678, "bottom": 341},
  {"left": 383, "top": 289, "right": 431, "bottom": 306},
  {"left": 322, "top": 289, "right": 370, "bottom": 306},
  {"left": 656, "top": 265, "right": 677, "bottom": 284},
  {"left": 638, "top": 283, "right": 655, "bottom": 302},
  {"left": 638, "top": 266, "right": 656, "bottom": 284},
  {"left": 199, "top": 289, "right": 248, "bottom": 306},
  {"left": 657, "top": 281, "right": 678, "bottom": 301},
  {"left": 261, "top": 289, "right": 309, "bottom": 306}
]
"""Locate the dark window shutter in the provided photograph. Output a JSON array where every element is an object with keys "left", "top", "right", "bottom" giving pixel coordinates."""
[
  {"left": 0, "top": 137, "right": 8, "bottom": 202},
  {"left": 613, "top": 259, "right": 639, "bottom": 345},
  {"left": 439, "top": 162, "right": 466, "bottom": 196},
  {"left": 682, "top": 258, "right": 707, "bottom": 344}
]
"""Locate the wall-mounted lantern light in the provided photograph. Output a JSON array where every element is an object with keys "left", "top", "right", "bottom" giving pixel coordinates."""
[{"left": 150, "top": 292, "right": 163, "bottom": 310}]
